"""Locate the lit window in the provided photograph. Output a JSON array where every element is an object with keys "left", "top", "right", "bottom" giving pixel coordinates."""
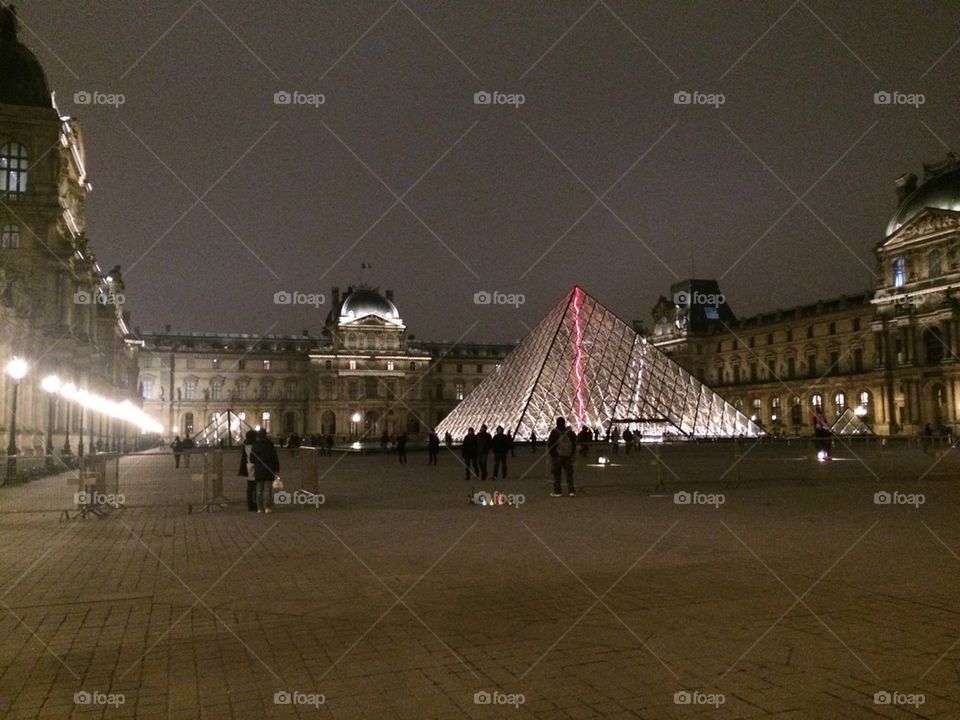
[
  {"left": 455, "top": 382, "right": 464, "bottom": 400},
  {"left": 834, "top": 392, "right": 846, "bottom": 413},
  {"left": 260, "top": 381, "right": 273, "bottom": 400},
  {"left": 348, "top": 360, "right": 357, "bottom": 370},
  {"left": 261, "top": 411, "right": 271, "bottom": 432},
  {"left": 210, "top": 382, "right": 222, "bottom": 400},
  {"left": 263, "top": 360, "right": 271, "bottom": 371},
  {"left": 1, "top": 223, "right": 19, "bottom": 249},
  {"left": 892, "top": 256, "right": 906, "bottom": 288},
  {"left": 184, "top": 379, "right": 197, "bottom": 400},
  {"left": 0, "top": 142, "right": 28, "bottom": 194},
  {"left": 141, "top": 379, "right": 154, "bottom": 399},
  {"left": 387, "top": 360, "right": 395, "bottom": 371},
  {"left": 811, "top": 394, "right": 823, "bottom": 412},
  {"left": 929, "top": 248, "right": 942, "bottom": 279},
  {"left": 212, "top": 358, "right": 220, "bottom": 369}
]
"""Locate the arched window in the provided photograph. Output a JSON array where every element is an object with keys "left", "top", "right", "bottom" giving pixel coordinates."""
[
  {"left": 857, "top": 390, "right": 871, "bottom": 419},
  {"left": 892, "top": 256, "right": 906, "bottom": 288},
  {"left": 925, "top": 328, "right": 945, "bottom": 365},
  {"left": 1, "top": 223, "right": 19, "bottom": 249},
  {"left": 183, "top": 412, "right": 194, "bottom": 436},
  {"left": 770, "top": 396, "right": 781, "bottom": 423},
  {"left": 0, "top": 142, "right": 28, "bottom": 194},
  {"left": 811, "top": 394, "right": 823, "bottom": 412},
  {"left": 751, "top": 398, "right": 762, "bottom": 423},
  {"left": 929, "top": 248, "right": 942, "bottom": 279},
  {"left": 790, "top": 396, "right": 802, "bottom": 425},
  {"left": 834, "top": 392, "right": 846, "bottom": 414}
]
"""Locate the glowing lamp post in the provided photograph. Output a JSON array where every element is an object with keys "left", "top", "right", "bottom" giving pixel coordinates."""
[
  {"left": 5, "top": 357, "right": 28, "bottom": 480},
  {"left": 41, "top": 375, "right": 60, "bottom": 457},
  {"left": 351, "top": 412, "right": 361, "bottom": 438}
]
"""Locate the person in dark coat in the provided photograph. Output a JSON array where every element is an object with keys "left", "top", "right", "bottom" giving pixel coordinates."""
[
  {"left": 491, "top": 426, "right": 510, "bottom": 479},
  {"left": 238, "top": 429, "right": 258, "bottom": 511},
  {"left": 476, "top": 424, "right": 492, "bottom": 480},
  {"left": 427, "top": 431, "right": 440, "bottom": 465},
  {"left": 396, "top": 432, "right": 408, "bottom": 464},
  {"left": 444, "top": 431, "right": 453, "bottom": 449},
  {"left": 461, "top": 428, "right": 479, "bottom": 480},
  {"left": 171, "top": 436, "right": 183, "bottom": 468},
  {"left": 251, "top": 429, "right": 280, "bottom": 513},
  {"left": 548, "top": 417, "right": 577, "bottom": 497}
]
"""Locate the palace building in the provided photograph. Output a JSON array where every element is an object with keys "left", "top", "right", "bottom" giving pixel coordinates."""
[
  {"left": 138, "top": 285, "right": 511, "bottom": 442},
  {"left": 0, "top": 3, "right": 141, "bottom": 465},
  {"left": 650, "top": 153, "right": 960, "bottom": 437}
]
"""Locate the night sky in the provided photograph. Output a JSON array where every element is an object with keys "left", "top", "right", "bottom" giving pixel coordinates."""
[{"left": 17, "top": 1, "right": 960, "bottom": 342}]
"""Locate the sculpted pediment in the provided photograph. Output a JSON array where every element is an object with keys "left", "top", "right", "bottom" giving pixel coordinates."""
[{"left": 882, "top": 208, "right": 960, "bottom": 246}]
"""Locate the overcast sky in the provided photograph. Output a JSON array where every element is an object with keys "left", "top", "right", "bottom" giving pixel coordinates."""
[{"left": 16, "top": 0, "right": 960, "bottom": 342}]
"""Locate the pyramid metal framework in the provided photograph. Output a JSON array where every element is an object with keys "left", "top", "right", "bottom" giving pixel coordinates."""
[
  {"left": 830, "top": 407, "right": 873, "bottom": 435},
  {"left": 436, "top": 287, "right": 762, "bottom": 442},
  {"left": 193, "top": 410, "right": 253, "bottom": 447}
]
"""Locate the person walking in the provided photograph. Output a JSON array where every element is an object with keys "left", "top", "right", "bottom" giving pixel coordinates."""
[
  {"left": 251, "top": 428, "right": 280, "bottom": 513},
  {"left": 476, "top": 424, "right": 492, "bottom": 480},
  {"left": 548, "top": 417, "right": 577, "bottom": 497},
  {"left": 462, "top": 428, "right": 479, "bottom": 480},
  {"left": 491, "top": 425, "right": 510, "bottom": 479},
  {"left": 396, "top": 431, "right": 408, "bottom": 464},
  {"left": 171, "top": 436, "right": 183, "bottom": 469},
  {"left": 238, "top": 429, "right": 258, "bottom": 512},
  {"left": 427, "top": 430, "right": 440, "bottom": 465}
]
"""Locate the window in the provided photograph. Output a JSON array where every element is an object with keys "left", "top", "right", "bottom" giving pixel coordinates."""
[
  {"left": 212, "top": 358, "right": 220, "bottom": 369},
  {"left": 284, "top": 383, "right": 296, "bottom": 400},
  {"left": 811, "top": 394, "right": 823, "bottom": 412},
  {"left": 929, "top": 248, "right": 942, "bottom": 279},
  {"left": 751, "top": 398, "right": 762, "bottom": 423},
  {"left": 348, "top": 360, "right": 357, "bottom": 370},
  {"left": 786, "top": 329, "right": 793, "bottom": 342},
  {"left": 186, "top": 357, "right": 195, "bottom": 369},
  {"left": 237, "top": 360, "right": 246, "bottom": 371},
  {"left": 807, "top": 326, "right": 814, "bottom": 339},
  {"left": 210, "top": 382, "right": 222, "bottom": 400},
  {"left": 259, "top": 380, "right": 273, "bottom": 400},
  {"left": 141, "top": 378, "right": 154, "bottom": 399},
  {"left": 828, "top": 322, "right": 836, "bottom": 335},
  {"left": 749, "top": 362, "right": 757, "bottom": 382},
  {"left": 829, "top": 351, "right": 840, "bottom": 373},
  {"left": 386, "top": 360, "right": 395, "bottom": 371},
  {"left": 386, "top": 380, "right": 397, "bottom": 399},
  {"left": 235, "top": 384, "right": 246, "bottom": 400},
  {"left": 435, "top": 383, "right": 444, "bottom": 400},
  {"left": 141, "top": 357, "right": 153, "bottom": 368},
  {"left": 787, "top": 357, "right": 796, "bottom": 379},
  {"left": 892, "top": 256, "right": 906, "bottom": 288},
  {"left": 767, "top": 333, "right": 773, "bottom": 345},
  {"left": 1, "top": 223, "right": 19, "bottom": 249},
  {"left": 834, "top": 392, "right": 846, "bottom": 414},
  {"left": 348, "top": 380, "right": 358, "bottom": 400},
  {"left": 858, "top": 390, "right": 871, "bottom": 417},
  {"left": 749, "top": 336, "right": 755, "bottom": 348},
  {"left": 184, "top": 379, "right": 197, "bottom": 401},
  {"left": 260, "top": 411, "right": 271, "bottom": 432},
  {"left": 853, "top": 348, "right": 863, "bottom": 372},
  {"left": 476, "top": 364, "right": 482, "bottom": 373},
  {"left": 852, "top": 318, "right": 860, "bottom": 332},
  {"left": 325, "top": 360, "right": 332, "bottom": 370},
  {"left": 0, "top": 142, "right": 29, "bottom": 194},
  {"left": 364, "top": 377, "right": 377, "bottom": 398},
  {"left": 807, "top": 355, "right": 817, "bottom": 376},
  {"left": 456, "top": 364, "right": 463, "bottom": 373},
  {"left": 263, "top": 360, "right": 271, "bottom": 371},
  {"left": 409, "top": 361, "right": 416, "bottom": 371},
  {"left": 733, "top": 364, "right": 741, "bottom": 383},
  {"left": 455, "top": 382, "right": 464, "bottom": 400},
  {"left": 184, "top": 412, "right": 194, "bottom": 436},
  {"left": 790, "top": 396, "right": 802, "bottom": 425},
  {"left": 771, "top": 397, "right": 781, "bottom": 423}
]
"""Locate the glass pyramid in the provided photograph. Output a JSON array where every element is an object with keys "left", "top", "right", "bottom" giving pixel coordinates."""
[
  {"left": 193, "top": 410, "right": 254, "bottom": 447},
  {"left": 830, "top": 408, "right": 873, "bottom": 435},
  {"left": 437, "top": 287, "right": 762, "bottom": 441}
]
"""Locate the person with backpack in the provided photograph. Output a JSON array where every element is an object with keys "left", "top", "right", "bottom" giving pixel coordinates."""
[{"left": 548, "top": 417, "right": 577, "bottom": 497}]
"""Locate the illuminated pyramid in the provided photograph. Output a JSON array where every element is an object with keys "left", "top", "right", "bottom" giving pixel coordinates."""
[
  {"left": 830, "top": 408, "right": 873, "bottom": 435},
  {"left": 437, "top": 287, "right": 762, "bottom": 441}
]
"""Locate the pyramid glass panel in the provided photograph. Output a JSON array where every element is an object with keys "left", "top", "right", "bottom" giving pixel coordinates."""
[
  {"left": 437, "top": 287, "right": 762, "bottom": 441},
  {"left": 193, "top": 410, "right": 254, "bottom": 447},
  {"left": 831, "top": 408, "right": 874, "bottom": 435}
]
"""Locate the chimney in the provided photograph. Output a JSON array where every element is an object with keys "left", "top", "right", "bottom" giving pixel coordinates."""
[
  {"left": 332, "top": 286, "right": 340, "bottom": 307},
  {"left": 895, "top": 173, "right": 917, "bottom": 203}
]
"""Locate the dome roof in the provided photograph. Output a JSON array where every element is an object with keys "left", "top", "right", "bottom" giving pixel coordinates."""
[
  {"left": 339, "top": 287, "right": 400, "bottom": 322},
  {"left": 886, "top": 157, "right": 960, "bottom": 236},
  {"left": 0, "top": 5, "right": 52, "bottom": 109}
]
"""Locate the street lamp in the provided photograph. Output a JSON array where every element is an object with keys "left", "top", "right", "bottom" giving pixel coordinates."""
[
  {"left": 5, "top": 357, "right": 28, "bottom": 481},
  {"left": 351, "top": 411, "right": 361, "bottom": 438},
  {"left": 42, "top": 375, "right": 60, "bottom": 457}
]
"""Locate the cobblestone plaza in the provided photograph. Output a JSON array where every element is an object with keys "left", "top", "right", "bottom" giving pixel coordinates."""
[{"left": 0, "top": 442, "right": 958, "bottom": 719}]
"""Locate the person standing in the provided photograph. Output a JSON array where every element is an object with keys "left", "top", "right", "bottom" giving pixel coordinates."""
[
  {"left": 171, "top": 436, "right": 183, "bottom": 469},
  {"left": 427, "top": 430, "right": 440, "bottom": 465},
  {"left": 238, "top": 429, "right": 258, "bottom": 511},
  {"left": 251, "top": 429, "right": 280, "bottom": 513},
  {"left": 577, "top": 426, "right": 592, "bottom": 458},
  {"left": 530, "top": 430, "right": 537, "bottom": 452},
  {"left": 397, "top": 431, "right": 408, "bottom": 464},
  {"left": 476, "top": 424, "right": 492, "bottom": 480},
  {"left": 622, "top": 427, "right": 633, "bottom": 455},
  {"left": 444, "top": 431, "right": 453, "bottom": 449},
  {"left": 548, "top": 418, "right": 577, "bottom": 497},
  {"left": 610, "top": 425, "right": 621, "bottom": 455},
  {"left": 491, "top": 426, "right": 510, "bottom": 479},
  {"left": 462, "top": 428, "right": 479, "bottom": 480}
]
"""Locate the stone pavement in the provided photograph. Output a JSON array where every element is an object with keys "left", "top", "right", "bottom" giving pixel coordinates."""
[{"left": 0, "top": 443, "right": 958, "bottom": 719}]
